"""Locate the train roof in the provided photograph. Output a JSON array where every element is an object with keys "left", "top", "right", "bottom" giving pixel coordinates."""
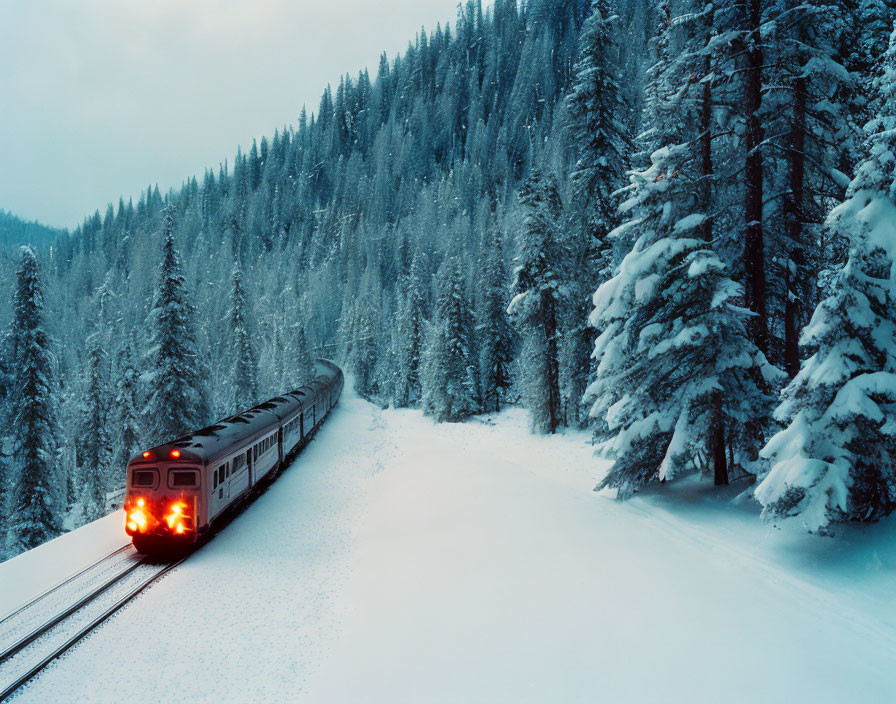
[{"left": 128, "top": 360, "right": 342, "bottom": 466}]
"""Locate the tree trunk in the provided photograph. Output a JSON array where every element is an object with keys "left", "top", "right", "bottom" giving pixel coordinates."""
[
  {"left": 783, "top": 75, "right": 806, "bottom": 378},
  {"left": 712, "top": 392, "right": 729, "bottom": 486},
  {"left": 700, "top": 48, "right": 713, "bottom": 244},
  {"left": 701, "top": 42, "right": 727, "bottom": 484},
  {"left": 744, "top": 0, "right": 768, "bottom": 356},
  {"left": 543, "top": 292, "right": 561, "bottom": 435}
]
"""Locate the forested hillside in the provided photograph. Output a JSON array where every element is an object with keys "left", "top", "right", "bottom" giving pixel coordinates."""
[
  {"left": 2, "top": 0, "right": 895, "bottom": 559},
  {"left": 0, "top": 210, "right": 65, "bottom": 247}
]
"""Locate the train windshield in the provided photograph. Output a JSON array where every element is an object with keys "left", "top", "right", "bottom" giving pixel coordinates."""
[
  {"left": 132, "top": 469, "right": 157, "bottom": 487},
  {"left": 168, "top": 469, "right": 199, "bottom": 488}
]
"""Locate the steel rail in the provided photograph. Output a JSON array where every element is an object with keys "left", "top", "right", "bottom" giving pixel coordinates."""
[
  {"left": 0, "top": 545, "right": 133, "bottom": 627},
  {"left": 0, "top": 557, "right": 147, "bottom": 665},
  {"left": 0, "top": 557, "right": 185, "bottom": 702}
]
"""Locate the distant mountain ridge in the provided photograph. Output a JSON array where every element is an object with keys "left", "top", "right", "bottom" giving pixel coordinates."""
[{"left": 0, "top": 209, "right": 67, "bottom": 247}]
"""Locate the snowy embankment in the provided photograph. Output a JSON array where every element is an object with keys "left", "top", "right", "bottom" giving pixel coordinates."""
[{"left": 2, "top": 384, "right": 895, "bottom": 703}]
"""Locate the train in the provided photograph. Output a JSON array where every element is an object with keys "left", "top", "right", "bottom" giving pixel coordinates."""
[{"left": 124, "top": 359, "right": 343, "bottom": 555}]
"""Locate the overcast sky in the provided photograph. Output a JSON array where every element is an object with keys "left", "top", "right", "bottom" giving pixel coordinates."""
[{"left": 0, "top": 0, "right": 464, "bottom": 229}]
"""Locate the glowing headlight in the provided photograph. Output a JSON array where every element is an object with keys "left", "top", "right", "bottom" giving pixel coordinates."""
[
  {"left": 128, "top": 508, "right": 147, "bottom": 531},
  {"left": 164, "top": 501, "right": 190, "bottom": 532}
]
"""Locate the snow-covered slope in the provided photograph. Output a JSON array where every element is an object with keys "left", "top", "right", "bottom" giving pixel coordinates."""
[{"left": 3, "top": 385, "right": 894, "bottom": 703}]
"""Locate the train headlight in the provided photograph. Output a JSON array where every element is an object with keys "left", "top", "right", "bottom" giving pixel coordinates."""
[
  {"left": 164, "top": 501, "right": 190, "bottom": 533},
  {"left": 128, "top": 508, "right": 148, "bottom": 532}
]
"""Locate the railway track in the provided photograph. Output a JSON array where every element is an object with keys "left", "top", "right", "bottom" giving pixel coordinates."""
[{"left": 0, "top": 548, "right": 185, "bottom": 701}]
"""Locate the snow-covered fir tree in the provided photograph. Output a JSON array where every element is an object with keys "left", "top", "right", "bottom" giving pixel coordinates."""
[
  {"left": 558, "top": 0, "right": 633, "bottom": 426},
  {"left": 422, "top": 258, "right": 478, "bottom": 422},
  {"left": 284, "top": 322, "right": 315, "bottom": 391},
  {"left": 564, "top": 0, "right": 629, "bottom": 279},
  {"left": 0, "top": 331, "right": 12, "bottom": 540},
  {"left": 476, "top": 225, "right": 514, "bottom": 413},
  {"left": 508, "top": 171, "right": 565, "bottom": 434},
  {"left": 228, "top": 260, "right": 259, "bottom": 412},
  {"left": 76, "top": 278, "right": 115, "bottom": 521},
  {"left": 588, "top": 138, "right": 776, "bottom": 497},
  {"left": 756, "top": 27, "right": 896, "bottom": 532},
  {"left": 349, "top": 267, "right": 383, "bottom": 401},
  {"left": 78, "top": 327, "right": 111, "bottom": 521},
  {"left": 394, "top": 254, "right": 428, "bottom": 408},
  {"left": 6, "top": 247, "right": 61, "bottom": 554},
  {"left": 143, "top": 206, "right": 209, "bottom": 444},
  {"left": 111, "top": 339, "right": 142, "bottom": 483},
  {"left": 762, "top": 1, "right": 853, "bottom": 376}
]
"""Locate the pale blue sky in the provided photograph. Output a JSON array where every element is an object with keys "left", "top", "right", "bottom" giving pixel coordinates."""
[{"left": 0, "top": 0, "right": 464, "bottom": 228}]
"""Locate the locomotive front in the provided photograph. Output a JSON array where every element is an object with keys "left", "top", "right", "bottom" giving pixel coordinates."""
[{"left": 125, "top": 447, "right": 205, "bottom": 553}]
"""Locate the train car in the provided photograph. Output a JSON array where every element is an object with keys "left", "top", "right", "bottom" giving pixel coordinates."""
[{"left": 124, "top": 360, "right": 344, "bottom": 555}]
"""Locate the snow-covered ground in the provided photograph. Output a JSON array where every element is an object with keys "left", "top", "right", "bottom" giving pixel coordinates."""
[{"left": 2, "top": 384, "right": 895, "bottom": 702}]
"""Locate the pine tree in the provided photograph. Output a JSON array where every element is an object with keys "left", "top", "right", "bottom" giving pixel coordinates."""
[
  {"left": 394, "top": 253, "right": 428, "bottom": 407},
  {"left": 79, "top": 328, "right": 111, "bottom": 521},
  {"left": 422, "top": 259, "right": 478, "bottom": 422},
  {"left": 508, "top": 171, "right": 565, "bottom": 434},
  {"left": 476, "top": 225, "right": 514, "bottom": 413},
  {"left": 756, "top": 27, "right": 896, "bottom": 532},
  {"left": 285, "top": 322, "right": 315, "bottom": 390},
  {"left": 111, "top": 340, "right": 142, "bottom": 485},
  {"left": 143, "top": 206, "right": 209, "bottom": 445},
  {"left": 763, "top": 1, "right": 853, "bottom": 376},
  {"left": 6, "top": 247, "right": 61, "bottom": 553},
  {"left": 588, "top": 139, "right": 776, "bottom": 498},
  {"left": 350, "top": 267, "right": 383, "bottom": 400},
  {"left": 564, "top": 0, "right": 630, "bottom": 281},
  {"left": 228, "top": 260, "right": 259, "bottom": 412},
  {"left": 0, "top": 332, "right": 12, "bottom": 541}
]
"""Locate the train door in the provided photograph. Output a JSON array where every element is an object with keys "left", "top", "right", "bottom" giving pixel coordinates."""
[
  {"left": 210, "top": 461, "right": 230, "bottom": 519},
  {"left": 247, "top": 447, "right": 254, "bottom": 487},
  {"left": 223, "top": 462, "right": 231, "bottom": 500}
]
